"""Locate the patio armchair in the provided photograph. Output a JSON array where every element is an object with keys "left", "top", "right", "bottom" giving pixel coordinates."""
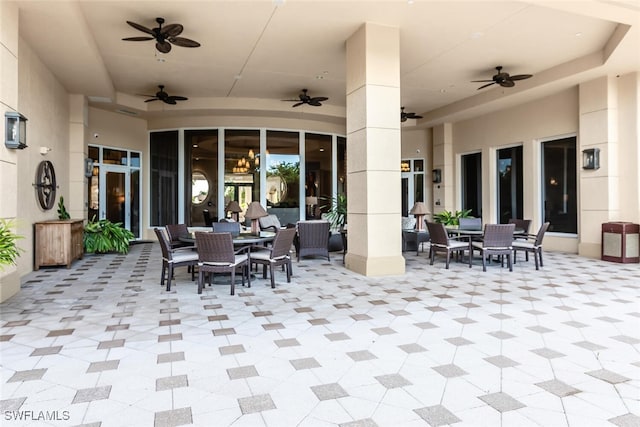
[
  {"left": 259, "top": 214, "right": 283, "bottom": 232},
  {"left": 195, "top": 232, "right": 251, "bottom": 295},
  {"left": 249, "top": 227, "right": 296, "bottom": 288},
  {"left": 165, "top": 223, "right": 194, "bottom": 249},
  {"left": 513, "top": 222, "right": 550, "bottom": 270},
  {"left": 296, "top": 220, "right": 331, "bottom": 261},
  {"left": 509, "top": 218, "right": 532, "bottom": 240},
  {"left": 425, "top": 221, "right": 471, "bottom": 269},
  {"left": 459, "top": 217, "right": 482, "bottom": 231},
  {"left": 212, "top": 221, "right": 241, "bottom": 237},
  {"left": 153, "top": 227, "right": 198, "bottom": 291},
  {"left": 472, "top": 223, "right": 515, "bottom": 272}
]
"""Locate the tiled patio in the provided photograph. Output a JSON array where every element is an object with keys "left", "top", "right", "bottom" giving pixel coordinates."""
[{"left": 1, "top": 243, "right": 639, "bottom": 427}]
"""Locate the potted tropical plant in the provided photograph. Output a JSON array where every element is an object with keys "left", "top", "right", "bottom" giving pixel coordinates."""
[
  {"left": 321, "top": 194, "right": 347, "bottom": 230},
  {"left": 433, "top": 209, "right": 472, "bottom": 227},
  {"left": 83, "top": 216, "right": 135, "bottom": 254},
  {"left": 0, "top": 219, "right": 23, "bottom": 269}
]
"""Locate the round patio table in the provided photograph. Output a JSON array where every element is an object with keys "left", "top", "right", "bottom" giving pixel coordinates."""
[{"left": 179, "top": 231, "right": 276, "bottom": 247}]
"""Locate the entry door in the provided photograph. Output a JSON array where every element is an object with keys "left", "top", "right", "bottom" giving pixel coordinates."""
[
  {"left": 99, "top": 165, "right": 141, "bottom": 238},
  {"left": 401, "top": 175, "right": 412, "bottom": 217},
  {"left": 496, "top": 146, "right": 523, "bottom": 224}
]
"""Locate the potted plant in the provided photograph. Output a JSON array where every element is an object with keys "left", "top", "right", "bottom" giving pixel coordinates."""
[
  {"left": 433, "top": 209, "right": 472, "bottom": 227},
  {"left": 321, "top": 194, "right": 347, "bottom": 230},
  {"left": 0, "top": 219, "right": 23, "bottom": 269},
  {"left": 83, "top": 216, "right": 135, "bottom": 254},
  {"left": 57, "top": 196, "right": 70, "bottom": 220}
]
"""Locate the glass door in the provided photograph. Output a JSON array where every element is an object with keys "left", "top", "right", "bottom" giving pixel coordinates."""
[
  {"left": 496, "top": 146, "right": 523, "bottom": 224},
  {"left": 99, "top": 165, "right": 141, "bottom": 238},
  {"left": 461, "top": 152, "right": 482, "bottom": 218}
]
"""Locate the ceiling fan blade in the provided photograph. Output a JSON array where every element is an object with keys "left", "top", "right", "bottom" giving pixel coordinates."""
[
  {"left": 163, "top": 99, "right": 178, "bottom": 105},
  {"left": 292, "top": 102, "right": 304, "bottom": 107},
  {"left": 310, "top": 97, "right": 328, "bottom": 103},
  {"left": 401, "top": 116, "right": 407, "bottom": 122},
  {"left": 308, "top": 101, "right": 322, "bottom": 106},
  {"left": 169, "top": 37, "right": 201, "bottom": 48},
  {"left": 156, "top": 41, "right": 172, "bottom": 53},
  {"left": 167, "top": 96, "right": 188, "bottom": 102},
  {"left": 500, "top": 80, "right": 516, "bottom": 88},
  {"left": 122, "top": 36, "right": 154, "bottom": 42},
  {"left": 509, "top": 74, "right": 533, "bottom": 81},
  {"left": 161, "top": 24, "right": 184, "bottom": 37},
  {"left": 126, "top": 21, "right": 154, "bottom": 35},
  {"left": 471, "top": 79, "right": 494, "bottom": 83},
  {"left": 477, "top": 82, "right": 496, "bottom": 90},
  {"left": 408, "top": 114, "right": 422, "bottom": 119},
  {"left": 144, "top": 98, "right": 160, "bottom": 103},
  {"left": 281, "top": 99, "right": 300, "bottom": 102}
]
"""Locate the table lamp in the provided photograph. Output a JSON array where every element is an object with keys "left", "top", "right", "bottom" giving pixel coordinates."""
[
  {"left": 225, "top": 200, "right": 242, "bottom": 222},
  {"left": 244, "top": 201, "right": 268, "bottom": 235},
  {"left": 409, "top": 202, "right": 430, "bottom": 231}
]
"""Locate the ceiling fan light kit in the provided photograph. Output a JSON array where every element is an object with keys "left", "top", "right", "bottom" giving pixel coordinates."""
[
  {"left": 472, "top": 66, "right": 532, "bottom": 90},
  {"left": 123, "top": 17, "right": 201, "bottom": 53}
]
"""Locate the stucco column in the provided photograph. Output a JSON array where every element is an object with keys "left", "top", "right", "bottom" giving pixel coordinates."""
[
  {"left": 345, "top": 23, "right": 404, "bottom": 276},
  {"left": 578, "top": 74, "right": 639, "bottom": 258},
  {"left": 0, "top": 1, "right": 21, "bottom": 302},
  {"left": 68, "top": 95, "right": 88, "bottom": 220},
  {"left": 432, "top": 123, "right": 454, "bottom": 215}
]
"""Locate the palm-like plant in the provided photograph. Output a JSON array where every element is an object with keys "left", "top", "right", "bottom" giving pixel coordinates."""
[
  {"left": 0, "top": 219, "right": 23, "bottom": 269},
  {"left": 84, "top": 217, "right": 135, "bottom": 254},
  {"left": 433, "top": 209, "right": 472, "bottom": 226},
  {"left": 320, "top": 194, "right": 347, "bottom": 229}
]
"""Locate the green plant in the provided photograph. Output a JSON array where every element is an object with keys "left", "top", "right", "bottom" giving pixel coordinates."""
[
  {"left": 83, "top": 216, "right": 135, "bottom": 254},
  {"left": 57, "top": 196, "right": 70, "bottom": 220},
  {"left": 433, "top": 209, "right": 472, "bottom": 226},
  {"left": 0, "top": 219, "right": 23, "bottom": 269},
  {"left": 320, "top": 194, "right": 347, "bottom": 229}
]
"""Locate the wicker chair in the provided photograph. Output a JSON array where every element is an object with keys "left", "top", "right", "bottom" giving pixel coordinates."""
[
  {"left": 425, "top": 222, "right": 471, "bottom": 269},
  {"left": 509, "top": 218, "right": 532, "bottom": 239},
  {"left": 459, "top": 217, "right": 482, "bottom": 231},
  {"left": 513, "top": 222, "right": 550, "bottom": 270},
  {"left": 212, "top": 221, "right": 241, "bottom": 236},
  {"left": 472, "top": 223, "right": 515, "bottom": 272},
  {"left": 195, "top": 232, "right": 250, "bottom": 295},
  {"left": 296, "top": 220, "right": 331, "bottom": 261},
  {"left": 250, "top": 228, "right": 296, "bottom": 288},
  {"left": 259, "top": 214, "right": 282, "bottom": 233},
  {"left": 165, "top": 224, "right": 194, "bottom": 249},
  {"left": 153, "top": 228, "right": 198, "bottom": 291}
]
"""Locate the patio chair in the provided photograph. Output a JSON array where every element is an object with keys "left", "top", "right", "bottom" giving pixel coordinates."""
[
  {"left": 509, "top": 218, "right": 532, "bottom": 240},
  {"left": 249, "top": 227, "right": 296, "bottom": 288},
  {"left": 153, "top": 228, "right": 198, "bottom": 291},
  {"left": 425, "top": 221, "right": 471, "bottom": 269},
  {"left": 165, "top": 224, "right": 194, "bottom": 249},
  {"left": 259, "top": 214, "right": 282, "bottom": 233},
  {"left": 513, "top": 222, "right": 550, "bottom": 270},
  {"left": 297, "top": 220, "right": 331, "bottom": 261},
  {"left": 212, "top": 221, "right": 241, "bottom": 237},
  {"left": 472, "top": 223, "right": 515, "bottom": 272},
  {"left": 195, "top": 232, "right": 251, "bottom": 295},
  {"left": 459, "top": 217, "right": 482, "bottom": 231}
]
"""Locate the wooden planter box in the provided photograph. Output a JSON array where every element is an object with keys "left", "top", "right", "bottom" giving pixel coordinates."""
[{"left": 34, "top": 219, "right": 84, "bottom": 269}]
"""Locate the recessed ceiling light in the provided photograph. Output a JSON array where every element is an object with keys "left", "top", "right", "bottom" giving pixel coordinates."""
[
  {"left": 440, "top": 89, "right": 447, "bottom": 93},
  {"left": 470, "top": 31, "right": 484, "bottom": 39},
  {"left": 575, "top": 32, "right": 583, "bottom": 37},
  {"left": 193, "top": 144, "right": 199, "bottom": 148},
  {"left": 319, "top": 148, "right": 325, "bottom": 152}
]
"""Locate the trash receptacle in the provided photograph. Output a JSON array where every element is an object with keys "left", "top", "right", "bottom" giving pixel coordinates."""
[{"left": 601, "top": 222, "right": 639, "bottom": 263}]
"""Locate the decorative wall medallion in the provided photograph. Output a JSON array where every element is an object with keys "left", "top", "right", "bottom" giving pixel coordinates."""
[{"left": 34, "top": 160, "right": 57, "bottom": 210}]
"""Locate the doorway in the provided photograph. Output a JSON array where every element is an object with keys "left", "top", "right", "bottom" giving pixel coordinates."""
[
  {"left": 496, "top": 146, "right": 523, "bottom": 224},
  {"left": 461, "top": 152, "right": 482, "bottom": 218}
]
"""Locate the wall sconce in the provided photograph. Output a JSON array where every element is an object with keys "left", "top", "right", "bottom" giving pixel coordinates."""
[
  {"left": 84, "top": 158, "right": 94, "bottom": 178},
  {"left": 582, "top": 148, "right": 600, "bottom": 170},
  {"left": 432, "top": 168, "right": 442, "bottom": 183},
  {"left": 5, "top": 111, "right": 28, "bottom": 149}
]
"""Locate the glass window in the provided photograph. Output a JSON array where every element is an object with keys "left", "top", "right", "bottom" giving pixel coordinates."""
[
  {"left": 150, "top": 131, "right": 179, "bottom": 226},
  {"left": 186, "top": 130, "right": 218, "bottom": 226},
  {"left": 337, "top": 137, "right": 347, "bottom": 197},
  {"left": 88, "top": 145, "right": 99, "bottom": 163},
  {"left": 103, "top": 148, "right": 128, "bottom": 165},
  {"left": 266, "top": 130, "right": 300, "bottom": 225},
  {"left": 224, "top": 130, "right": 260, "bottom": 223},
  {"left": 497, "top": 146, "right": 523, "bottom": 224},
  {"left": 305, "top": 133, "right": 332, "bottom": 219},
  {"left": 130, "top": 152, "right": 140, "bottom": 168},
  {"left": 414, "top": 159, "right": 424, "bottom": 172},
  {"left": 542, "top": 137, "right": 577, "bottom": 233},
  {"left": 461, "top": 152, "right": 482, "bottom": 218}
]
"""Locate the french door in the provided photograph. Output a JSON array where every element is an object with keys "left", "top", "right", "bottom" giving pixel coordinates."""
[
  {"left": 496, "top": 146, "right": 523, "bottom": 224},
  {"left": 99, "top": 165, "right": 141, "bottom": 238}
]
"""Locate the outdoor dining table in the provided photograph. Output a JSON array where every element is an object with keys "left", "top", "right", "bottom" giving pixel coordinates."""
[{"left": 179, "top": 230, "right": 276, "bottom": 247}]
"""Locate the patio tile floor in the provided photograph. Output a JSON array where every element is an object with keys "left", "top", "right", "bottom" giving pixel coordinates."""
[{"left": 1, "top": 243, "right": 639, "bottom": 426}]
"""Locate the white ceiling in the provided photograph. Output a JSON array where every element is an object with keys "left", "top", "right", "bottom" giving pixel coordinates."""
[{"left": 14, "top": 0, "right": 640, "bottom": 126}]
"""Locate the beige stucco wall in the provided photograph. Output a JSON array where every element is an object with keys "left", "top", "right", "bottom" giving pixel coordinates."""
[
  {"left": 452, "top": 88, "right": 580, "bottom": 253},
  {"left": 14, "top": 38, "right": 71, "bottom": 278}
]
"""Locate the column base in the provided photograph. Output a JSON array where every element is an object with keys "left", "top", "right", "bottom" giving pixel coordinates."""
[{"left": 345, "top": 253, "right": 405, "bottom": 276}]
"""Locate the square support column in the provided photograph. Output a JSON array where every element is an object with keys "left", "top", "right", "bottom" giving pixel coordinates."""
[{"left": 345, "top": 23, "right": 404, "bottom": 276}]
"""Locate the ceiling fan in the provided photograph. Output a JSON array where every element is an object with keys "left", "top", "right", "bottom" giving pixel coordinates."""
[
  {"left": 122, "top": 17, "right": 201, "bottom": 53},
  {"left": 282, "top": 89, "right": 328, "bottom": 107},
  {"left": 472, "top": 66, "right": 532, "bottom": 90},
  {"left": 139, "top": 85, "right": 188, "bottom": 105},
  {"left": 401, "top": 107, "right": 422, "bottom": 122}
]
